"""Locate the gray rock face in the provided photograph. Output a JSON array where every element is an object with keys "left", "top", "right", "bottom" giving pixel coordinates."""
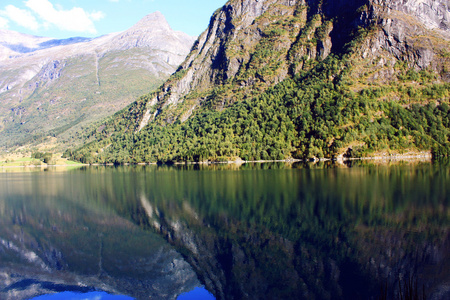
[
  {"left": 355, "top": 0, "right": 450, "bottom": 76},
  {"left": 378, "top": 17, "right": 437, "bottom": 68},
  {"left": 35, "top": 60, "right": 65, "bottom": 87},
  {"left": 136, "top": 0, "right": 449, "bottom": 132},
  {"left": 375, "top": 0, "right": 450, "bottom": 33}
]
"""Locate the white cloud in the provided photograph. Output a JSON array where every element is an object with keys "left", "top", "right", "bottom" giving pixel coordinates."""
[
  {"left": 1, "top": 5, "right": 40, "bottom": 31},
  {"left": 25, "top": 0, "right": 105, "bottom": 34},
  {"left": 0, "top": 16, "right": 9, "bottom": 29},
  {"left": 90, "top": 11, "right": 106, "bottom": 21}
]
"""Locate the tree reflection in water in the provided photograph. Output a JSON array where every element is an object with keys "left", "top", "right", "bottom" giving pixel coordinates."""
[
  {"left": 0, "top": 161, "right": 448, "bottom": 300},
  {"left": 126, "top": 162, "right": 449, "bottom": 300}
]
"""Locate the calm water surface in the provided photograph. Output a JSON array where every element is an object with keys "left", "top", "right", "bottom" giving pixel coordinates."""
[{"left": 0, "top": 162, "right": 448, "bottom": 299}]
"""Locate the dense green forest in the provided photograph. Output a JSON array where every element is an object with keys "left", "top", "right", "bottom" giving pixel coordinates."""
[
  {"left": 65, "top": 3, "right": 450, "bottom": 165},
  {"left": 67, "top": 53, "right": 450, "bottom": 164}
]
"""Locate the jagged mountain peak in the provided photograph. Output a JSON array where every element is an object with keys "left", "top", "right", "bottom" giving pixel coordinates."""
[
  {"left": 134, "top": 11, "right": 172, "bottom": 30},
  {"left": 107, "top": 11, "right": 196, "bottom": 54}
]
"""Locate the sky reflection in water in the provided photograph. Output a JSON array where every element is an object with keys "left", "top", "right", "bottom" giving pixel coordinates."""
[
  {"left": 31, "top": 291, "right": 134, "bottom": 299},
  {"left": 30, "top": 287, "right": 214, "bottom": 300}
]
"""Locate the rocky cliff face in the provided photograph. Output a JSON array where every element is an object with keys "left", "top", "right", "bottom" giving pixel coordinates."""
[
  {"left": 352, "top": 0, "right": 450, "bottom": 82},
  {"left": 0, "top": 12, "right": 195, "bottom": 149},
  {"left": 136, "top": 0, "right": 449, "bottom": 130},
  {"left": 376, "top": 0, "right": 449, "bottom": 32}
]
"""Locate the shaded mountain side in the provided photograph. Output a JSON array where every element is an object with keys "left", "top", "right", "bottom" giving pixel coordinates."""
[
  {"left": 0, "top": 12, "right": 196, "bottom": 150},
  {"left": 69, "top": 0, "right": 450, "bottom": 164}
]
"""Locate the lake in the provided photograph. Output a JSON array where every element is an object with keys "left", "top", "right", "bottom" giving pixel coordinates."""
[{"left": 0, "top": 161, "right": 448, "bottom": 299}]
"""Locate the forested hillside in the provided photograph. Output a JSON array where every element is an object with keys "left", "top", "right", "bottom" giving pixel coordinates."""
[{"left": 69, "top": 0, "right": 450, "bottom": 164}]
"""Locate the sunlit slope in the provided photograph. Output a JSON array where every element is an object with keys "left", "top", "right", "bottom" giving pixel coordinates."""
[{"left": 0, "top": 12, "right": 195, "bottom": 150}]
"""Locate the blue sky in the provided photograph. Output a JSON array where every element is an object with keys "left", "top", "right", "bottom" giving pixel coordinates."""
[{"left": 0, "top": 0, "right": 226, "bottom": 38}]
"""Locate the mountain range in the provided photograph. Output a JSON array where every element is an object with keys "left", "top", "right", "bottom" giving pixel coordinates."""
[
  {"left": 0, "top": 11, "right": 195, "bottom": 150},
  {"left": 70, "top": 0, "right": 450, "bottom": 164}
]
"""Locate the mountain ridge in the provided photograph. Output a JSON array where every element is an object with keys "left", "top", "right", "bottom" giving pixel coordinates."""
[{"left": 0, "top": 29, "right": 93, "bottom": 57}]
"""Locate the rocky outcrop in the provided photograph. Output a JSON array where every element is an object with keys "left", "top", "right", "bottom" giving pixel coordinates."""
[
  {"left": 375, "top": 0, "right": 450, "bottom": 33},
  {"left": 374, "top": 0, "right": 449, "bottom": 66},
  {"left": 345, "top": 0, "right": 450, "bottom": 84},
  {"left": 33, "top": 60, "right": 65, "bottom": 89}
]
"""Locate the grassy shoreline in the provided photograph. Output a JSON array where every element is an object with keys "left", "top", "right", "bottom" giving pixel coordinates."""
[{"left": 0, "top": 155, "right": 86, "bottom": 168}]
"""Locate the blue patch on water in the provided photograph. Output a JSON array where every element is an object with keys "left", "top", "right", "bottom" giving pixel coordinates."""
[
  {"left": 30, "top": 288, "right": 215, "bottom": 300},
  {"left": 177, "top": 287, "right": 215, "bottom": 300},
  {"left": 31, "top": 291, "right": 134, "bottom": 300}
]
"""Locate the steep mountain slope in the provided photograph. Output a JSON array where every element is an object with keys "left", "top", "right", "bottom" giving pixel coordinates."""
[
  {"left": 72, "top": 0, "right": 450, "bottom": 164},
  {"left": 0, "top": 12, "right": 195, "bottom": 150}
]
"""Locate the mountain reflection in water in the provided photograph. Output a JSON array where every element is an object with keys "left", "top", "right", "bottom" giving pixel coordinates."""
[
  {"left": 31, "top": 291, "right": 134, "bottom": 299},
  {"left": 0, "top": 168, "right": 200, "bottom": 300},
  {"left": 0, "top": 161, "right": 449, "bottom": 300}
]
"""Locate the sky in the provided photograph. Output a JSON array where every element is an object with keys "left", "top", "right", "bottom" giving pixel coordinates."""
[{"left": 0, "top": 0, "right": 227, "bottom": 38}]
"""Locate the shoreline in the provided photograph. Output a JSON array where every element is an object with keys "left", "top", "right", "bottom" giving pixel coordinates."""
[
  {"left": 0, "top": 152, "right": 434, "bottom": 169},
  {"left": 0, "top": 163, "right": 89, "bottom": 169},
  {"left": 174, "top": 151, "right": 433, "bottom": 165}
]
